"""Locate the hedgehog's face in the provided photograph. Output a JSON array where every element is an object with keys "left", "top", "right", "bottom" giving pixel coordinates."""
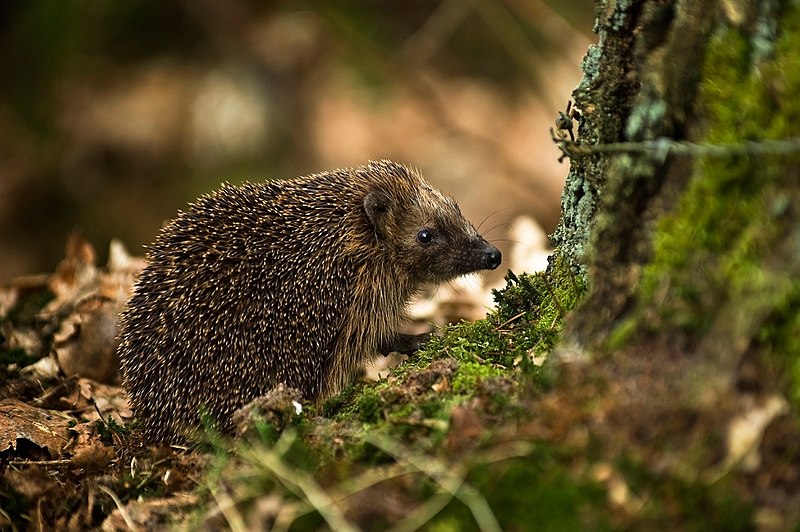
[
  {"left": 403, "top": 202, "right": 502, "bottom": 283},
  {"left": 363, "top": 186, "right": 501, "bottom": 284}
]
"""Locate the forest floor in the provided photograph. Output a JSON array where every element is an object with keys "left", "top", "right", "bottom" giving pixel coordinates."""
[{"left": 1, "top": 235, "right": 798, "bottom": 530}]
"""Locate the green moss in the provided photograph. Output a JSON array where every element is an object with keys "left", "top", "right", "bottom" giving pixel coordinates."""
[
  {"left": 94, "top": 416, "right": 130, "bottom": 445},
  {"left": 612, "top": 4, "right": 800, "bottom": 370},
  {"left": 320, "top": 379, "right": 367, "bottom": 418},
  {"left": 353, "top": 385, "right": 384, "bottom": 423},
  {"left": 755, "top": 284, "right": 800, "bottom": 408},
  {"left": 417, "top": 320, "right": 510, "bottom": 368},
  {"left": 451, "top": 362, "right": 504, "bottom": 395},
  {"left": 415, "top": 253, "right": 587, "bottom": 377},
  {"left": 321, "top": 378, "right": 395, "bottom": 426}
]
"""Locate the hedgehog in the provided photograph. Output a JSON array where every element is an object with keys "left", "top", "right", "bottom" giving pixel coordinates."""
[{"left": 118, "top": 160, "right": 501, "bottom": 443}]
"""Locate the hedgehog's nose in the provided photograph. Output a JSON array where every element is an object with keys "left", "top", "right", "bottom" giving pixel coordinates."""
[{"left": 482, "top": 245, "right": 502, "bottom": 270}]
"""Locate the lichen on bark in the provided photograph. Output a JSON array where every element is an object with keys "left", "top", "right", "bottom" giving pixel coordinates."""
[{"left": 557, "top": 0, "right": 718, "bottom": 349}]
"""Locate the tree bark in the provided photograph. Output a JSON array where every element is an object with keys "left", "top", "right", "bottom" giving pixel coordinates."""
[{"left": 551, "top": 0, "right": 800, "bottom": 523}]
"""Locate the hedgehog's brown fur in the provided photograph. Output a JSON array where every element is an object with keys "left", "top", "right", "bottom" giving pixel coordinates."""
[{"left": 118, "top": 160, "right": 501, "bottom": 443}]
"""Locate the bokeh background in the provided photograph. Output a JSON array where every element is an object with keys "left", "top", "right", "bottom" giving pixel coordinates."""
[{"left": 0, "top": 0, "right": 594, "bottom": 283}]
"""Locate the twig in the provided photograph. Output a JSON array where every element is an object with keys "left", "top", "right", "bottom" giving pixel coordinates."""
[
  {"left": 98, "top": 485, "right": 139, "bottom": 532},
  {"left": 32, "top": 375, "right": 77, "bottom": 406},
  {"left": 8, "top": 459, "right": 72, "bottom": 466},
  {"left": 494, "top": 311, "right": 526, "bottom": 331},
  {"left": 208, "top": 484, "right": 248, "bottom": 532},
  {"left": 246, "top": 445, "right": 359, "bottom": 532},
  {"left": 93, "top": 400, "right": 107, "bottom": 426},
  {"left": 553, "top": 134, "right": 800, "bottom": 161},
  {"left": 365, "top": 434, "right": 501, "bottom": 532}
]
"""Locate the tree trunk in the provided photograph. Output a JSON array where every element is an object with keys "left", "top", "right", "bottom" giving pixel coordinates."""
[{"left": 552, "top": 0, "right": 800, "bottom": 522}]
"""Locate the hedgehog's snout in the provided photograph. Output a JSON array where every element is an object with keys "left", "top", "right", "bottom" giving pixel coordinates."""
[{"left": 481, "top": 244, "right": 502, "bottom": 270}]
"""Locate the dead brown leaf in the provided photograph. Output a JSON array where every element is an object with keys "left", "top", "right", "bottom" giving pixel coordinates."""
[
  {"left": 35, "top": 234, "right": 144, "bottom": 384},
  {"left": 71, "top": 441, "right": 115, "bottom": 474},
  {"left": 61, "top": 378, "right": 131, "bottom": 424},
  {"left": 3, "top": 466, "right": 61, "bottom": 500},
  {"left": 41, "top": 232, "right": 99, "bottom": 320},
  {"left": 54, "top": 293, "right": 124, "bottom": 383}
]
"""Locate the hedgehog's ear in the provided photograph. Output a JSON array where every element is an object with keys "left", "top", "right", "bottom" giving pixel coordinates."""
[{"left": 364, "top": 190, "right": 392, "bottom": 239}]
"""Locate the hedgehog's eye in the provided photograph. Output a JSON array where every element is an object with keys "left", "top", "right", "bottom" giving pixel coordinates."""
[{"left": 417, "top": 229, "right": 434, "bottom": 244}]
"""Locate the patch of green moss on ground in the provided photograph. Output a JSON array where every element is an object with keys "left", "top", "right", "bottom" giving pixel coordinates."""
[
  {"left": 320, "top": 378, "right": 369, "bottom": 418},
  {"left": 451, "top": 362, "right": 504, "bottom": 395},
  {"left": 316, "top": 253, "right": 588, "bottom": 442},
  {"left": 417, "top": 252, "right": 587, "bottom": 371},
  {"left": 614, "top": 6, "right": 800, "bottom": 359}
]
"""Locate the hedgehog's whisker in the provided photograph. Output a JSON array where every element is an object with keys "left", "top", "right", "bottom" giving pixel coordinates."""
[{"left": 476, "top": 208, "right": 507, "bottom": 232}]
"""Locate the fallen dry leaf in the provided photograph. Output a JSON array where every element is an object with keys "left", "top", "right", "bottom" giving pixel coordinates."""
[
  {"left": 725, "top": 394, "right": 789, "bottom": 473},
  {"left": 71, "top": 441, "right": 115, "bottom": 474},
  {"left": 40, "top": 232, "right": 99, "bottom": 320},
  {"left": 54, "top": 294, "right": 124, "bottom": 383},
  {"left": 74, "top": 378, "right": 132, "bottom": 424},
  {"left": 3, "top": 466, "right": 62, "bottom": 500},
  {"left": 20, "top": 355, "right": 60, "bottom": 379},
  {"left": 37, "top": 235, "right": 144, "bottom": 384}
]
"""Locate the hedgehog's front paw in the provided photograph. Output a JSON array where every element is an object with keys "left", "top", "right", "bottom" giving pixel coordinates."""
[{"left": 379, "top": 332, "right": 432, "bottom": 355}]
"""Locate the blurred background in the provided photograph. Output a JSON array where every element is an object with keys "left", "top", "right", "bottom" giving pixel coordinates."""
[{"left": 0, "top": 0, "right": 594, "bottom": 283}]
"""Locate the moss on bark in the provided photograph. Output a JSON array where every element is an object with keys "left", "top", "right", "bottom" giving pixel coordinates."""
[{"left": 602, "top": 2, "right": 800, "bottom": 404}]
